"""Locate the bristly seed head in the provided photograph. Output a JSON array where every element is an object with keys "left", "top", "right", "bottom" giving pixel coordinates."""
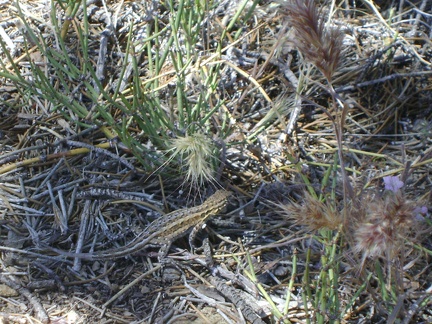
[
  {"left": 281, "top": 0, "right": 345, "bottom": 81},
  {"left": 279, "top": 192, "right": 343, "bottom": 232},
  {"left": 168, "top": 131, "right": 215, "bottom": 187},
  {"left": 353, "top": 177, "right": 424, "bottom": 265}
]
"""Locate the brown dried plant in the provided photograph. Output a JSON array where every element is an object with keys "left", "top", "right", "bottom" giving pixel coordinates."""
[
  {"left": 280, "top": 175, "right": 428, "bottom": 273},
  {"left": 281, "top": 0, "right": 354, "bottom": 202},
  {"left": 352, "top": 178, "right": 427, "bottom": 269},
  {"left": 282, "top": 0, "right": 344, "bottom": 82},
  {"left": 279, "top": 192, "right": 344, "bottom": 232}
]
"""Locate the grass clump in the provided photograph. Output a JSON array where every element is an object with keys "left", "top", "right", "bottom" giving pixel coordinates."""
[{"left": 0, "top": 0, "right": 252, "bottom": 186}]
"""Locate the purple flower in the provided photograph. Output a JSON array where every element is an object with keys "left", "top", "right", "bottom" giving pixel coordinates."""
[
  {"left": 383, "top": 176, "right": 404, "bottom": 192},
  {"left": 414, "top": 206, "right": 429, "bottom": 221}
]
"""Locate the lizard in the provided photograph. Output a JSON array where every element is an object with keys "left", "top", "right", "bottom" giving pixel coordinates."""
[{"left": 49, "top": 190, "right": 232, "bottom": 261}]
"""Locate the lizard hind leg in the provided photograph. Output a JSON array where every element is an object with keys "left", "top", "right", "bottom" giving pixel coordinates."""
[
  {"left": 188, "top": 222, "right": 210, "bottom": 254},
  {"left": 157, "top": 239, "right": 173, "bottom": 263}
]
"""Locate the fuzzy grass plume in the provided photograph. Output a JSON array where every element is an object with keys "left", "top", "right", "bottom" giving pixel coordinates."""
[
  {"left": 279, "top": 192, "right": 343, "bottom": 232},
  {"left": 283, "top": 0, "right": 344, "bottom": 81},
  {"left": 281, "top": 0, "right": 354, "bottom": 203},
  {"left": 167, "top": 131, "right": 216, "bottom": 187},
  {"left": 279, "top": 175, "right": 428, "bottom": 269},
  {"left": 353, "top": 176, "right": 427, "bottom": 267}
]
